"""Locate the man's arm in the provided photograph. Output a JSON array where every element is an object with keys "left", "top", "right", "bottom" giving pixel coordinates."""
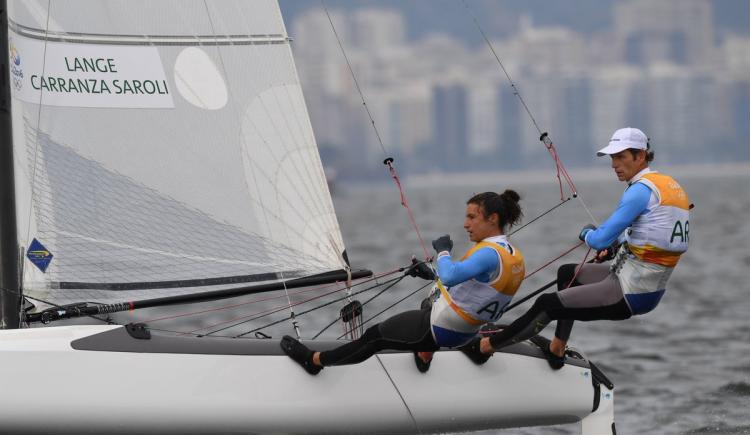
[
  {"left": 584, "top": 183, "right": 652, "bottom": 250},
  {"left": 437, "top": 247, "right": 499, "bottom": 287}
]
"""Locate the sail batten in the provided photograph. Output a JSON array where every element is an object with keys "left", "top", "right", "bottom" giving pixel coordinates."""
[
  {"left": 10, "top": 19, "right": 290, "bottom": 46},
  {"left": 8, "top": 0, "right": 346, "bottom": 306},
  {"left": 53, "top": 270, "right": 304, "bottom": 291}
]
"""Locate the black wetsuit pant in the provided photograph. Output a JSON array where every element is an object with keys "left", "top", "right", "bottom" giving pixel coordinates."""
[
  {"left": 488, "top": 263, "right": 633, "bottom": 349},
  {"left": 319, "top": 307, "right": 439, "bottom": 366}
]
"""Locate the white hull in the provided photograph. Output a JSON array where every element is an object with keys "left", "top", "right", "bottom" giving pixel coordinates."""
[{"left": 0, "top": 325, "right": 614, "bottom": 434}]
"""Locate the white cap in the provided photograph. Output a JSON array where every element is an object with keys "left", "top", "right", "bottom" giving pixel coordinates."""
[{"left": 597, "top": 127, "right": 648, "bottom": 156}]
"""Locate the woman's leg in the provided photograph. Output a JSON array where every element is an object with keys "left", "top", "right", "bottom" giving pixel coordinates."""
[{"left": 318, "top": 308, "right": 437, "bottom": 366}]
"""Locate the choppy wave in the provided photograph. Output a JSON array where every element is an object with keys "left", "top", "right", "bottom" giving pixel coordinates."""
[
  {"left": 717, "top": 382, "right": 750, "bottom": 397},
  {"left": 104, "top": 170, "right": 750, "bottom": 435},
  {"left": 686, "top": 424, "right": 750, "bottom": 434},
  {"left": 334, "top": 172, "right": 750, "bottom": 435}
]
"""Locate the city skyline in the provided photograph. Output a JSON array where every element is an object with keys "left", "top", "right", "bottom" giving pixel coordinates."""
[{"left": 283, "top": 0, "right": 750, "bottom": 180}]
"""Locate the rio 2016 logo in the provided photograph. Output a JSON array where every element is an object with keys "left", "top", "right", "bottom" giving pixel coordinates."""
[{"left": 9, "top": 41, "right": 23, "bottom": 91}]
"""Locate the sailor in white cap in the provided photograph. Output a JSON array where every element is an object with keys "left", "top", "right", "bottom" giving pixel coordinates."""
[{"left": 469, "top": 127, "right": 691, "bottom": 369}]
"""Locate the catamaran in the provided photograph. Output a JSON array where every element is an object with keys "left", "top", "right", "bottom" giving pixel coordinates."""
[{"left": 0, "top": 1, "right": 615, "bottom": 433}]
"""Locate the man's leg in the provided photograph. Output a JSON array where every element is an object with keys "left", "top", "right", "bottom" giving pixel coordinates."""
[
  {"left": 485, "top": 269, "right": 630, "bottom": 353},
  {"left": 552, "top": 264, "right": 613, "bottom": 356}
]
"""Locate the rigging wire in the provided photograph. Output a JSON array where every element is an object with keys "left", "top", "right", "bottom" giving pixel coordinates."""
[
  {"left": 279, "top": 271, "right": 302, "bottom": 339},
  {"left": 311, "top": 284, "right": 390, "bottom": 339},
  {"left": 175, "top": 267, "right": 410, "bottom": 337},
  {"left": 337, "top": 281, "right": 432, "bottom": 340},
  {"left": 310, "top": 264, "right": 429, "bottom": 339},
  {"left": 320, "top": 0, "right": 387, "bottom": 159},
  {"left": 142, "top": 279, "right": 343, "bottom": 324},
  {"left": 178, "top": 220, "right": 585, "bottom": 338},
  {"left": 137, "top": 269, "right": 405, "bottom": 338},
  {"left": 24, "top": 0, "right": 51, "bottom": 248},
  {"left": 140, "top": 267, "right": 402, "bottom": 325},
  {"left": 459, "top": 0, "right": 598, "bottom": 226},
  {"left": 176, "top": 270, "right": 406, "bottom": 336},
  {"left": 18, "top": 1, "right": 52, "bottom": 316},
  {"left": 329, "top": 234, "right": 354, "bottom": 302},
  {"left": 321, "top": 0, "right": 430, "bottom": 260},
  {"left": 522, "top": 241, "right": 585, "bottom": 281},
  {"left": 314, "top": 275, "right": 405, "bottom": 339},
  {"left": 502, "top": 245, "right": 591, "bottom": 316},
  {"left": 175, "top": 229, "right": 584, "bottom": 339},
  {"left": 233, "top": 274, "right": 408, "bottom": 338},
  {"left": 374, "top": 354, "right": 422, "bottom": 434},
  {"left": 509, "top": 197, "right": 571, "bottom": 236}
]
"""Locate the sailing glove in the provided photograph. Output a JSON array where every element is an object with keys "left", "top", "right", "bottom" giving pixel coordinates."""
[
  {"left": 578, "top": 224, "right": 596, "bottom": 242},
  {"left": 432, "top": 235, "right": 453, "bottom": 254},
  {"left": 407, "top": 257, "right": 436, "bottom": 281}
]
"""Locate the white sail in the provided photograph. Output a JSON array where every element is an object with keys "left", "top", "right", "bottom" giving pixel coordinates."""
[{"left": 8, "top": 0, "right": 345, "bottom": 305}]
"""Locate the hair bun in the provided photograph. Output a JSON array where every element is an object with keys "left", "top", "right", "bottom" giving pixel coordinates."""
[{"left": 500, "top": 189, "right": 520, "bottom": 204}]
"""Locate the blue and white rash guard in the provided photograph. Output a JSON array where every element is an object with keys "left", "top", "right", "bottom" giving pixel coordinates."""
[
  {"left": 584, "top": 182, "right": 651, "bottom": 250},
  {"left": 430, "top": 235, "right": 525, "bottom": 347},
  {"left": 436, "top": 247, "right": 499, "bottom": 286}
]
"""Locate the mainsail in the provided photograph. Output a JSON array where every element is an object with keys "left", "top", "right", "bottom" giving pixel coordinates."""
[{"left": 8, "top": 0, "right": 346, "bottom": 306}]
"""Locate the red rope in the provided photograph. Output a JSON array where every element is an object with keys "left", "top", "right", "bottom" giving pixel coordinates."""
[
  {"left": 564, "top": 247, "right": 592, "bottom": 289},
  {"left": 386, "top": 159, "right": 430, "bottom": 260},
  {"left": 542, "top": 135, "right": 579, "bottom": 200}
]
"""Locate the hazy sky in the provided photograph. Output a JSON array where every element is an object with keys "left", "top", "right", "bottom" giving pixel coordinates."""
[{"left": 280, "top": 0, "right": 750, "bottom": 45}]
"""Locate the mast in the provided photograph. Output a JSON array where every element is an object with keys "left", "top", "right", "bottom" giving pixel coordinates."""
[{"left": 0, "top": 0, "right": 21, "bottom": 329}]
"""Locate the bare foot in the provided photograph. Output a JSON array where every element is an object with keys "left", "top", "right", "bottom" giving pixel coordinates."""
[
  {"left": 417, "top": 351, "right": 434, "bottom": 363},
  {"left": 479, "top": 337, "right": 495, "bottom": 354},
  {"left": 312, "top": 351, "right": 323, "bottom": 367},
  {"left": 549, "top": 337, "right": 566, "bottom": 357}
]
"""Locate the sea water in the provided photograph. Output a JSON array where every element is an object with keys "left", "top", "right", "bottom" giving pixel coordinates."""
[
  {"left": 115, "top": 164, "right": 750, "bottom": 434},
  {"left": 332, "top": 165, "right": 750, "bottom": 435}
]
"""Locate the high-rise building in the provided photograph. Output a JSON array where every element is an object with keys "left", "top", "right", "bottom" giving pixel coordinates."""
[
  {"left": 292, "top": 9, "right": 352, "bottom": 96},
  {"left": 288, "top": 2, "right": 742, "bottom": 176},
  {"left": 496, "top": 84, "right": 523, "bottom": 168},
  {"left": 560, "top": 77, "right": 593, "bottom": 165},
  {"left": 351, "top": 9, "right": 406, "bottom": 54},
  {"left": 513, "top": 15, "right": 588, "bottom": 75},
  {"left": 723, "top": 36, "right": 750, "bottom": 80},
  {"left": 467, "top": 79, "right": 499, "bottom": 157},
  {"left": 721, "top": 79, "right": 750, "bottom": 160},
  {"left": 357, "top": 82, "right": 430, "bottom": 160},
  {"left": 590, "top": 65, "right": 643, "bottom": 152},
  {"left": 614, "top": 0, "right": 714, "bottom": 66},
  {"left": 644, "top": 65, "right": 721, "bottom": 163},
  {"left": 432, "top": 84, "right": 468, "bottom": 171}
]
